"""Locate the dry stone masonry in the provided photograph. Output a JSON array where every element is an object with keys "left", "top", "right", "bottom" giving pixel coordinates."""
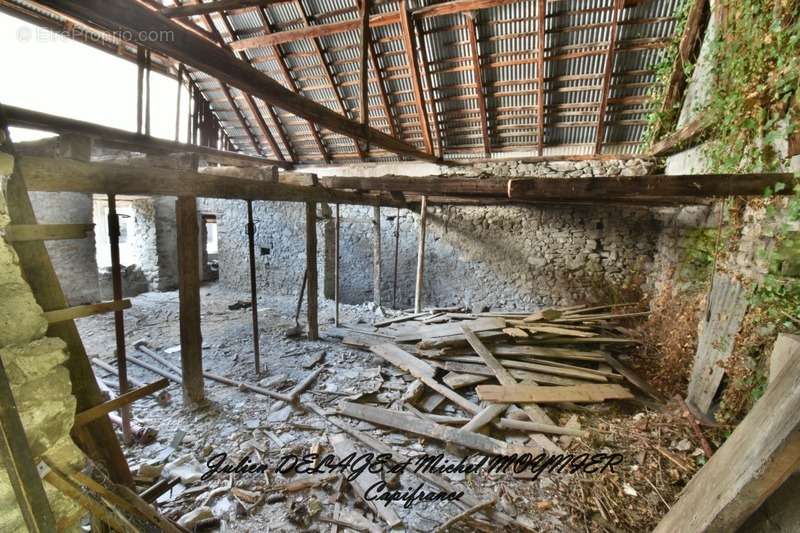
[{"left": 0, "top": 166, "right": 86, "bottom": 531}]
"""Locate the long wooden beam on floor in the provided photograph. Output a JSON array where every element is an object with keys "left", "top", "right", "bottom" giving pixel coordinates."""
[
  {"left": 176, "top": 196, "right": 205, "bottom": 404},
  {"left": 2, "top": 104, "right": 291, "bottom": 168},
  {"left": 34, "top": 0, "right": 439, "bottom": 163}
]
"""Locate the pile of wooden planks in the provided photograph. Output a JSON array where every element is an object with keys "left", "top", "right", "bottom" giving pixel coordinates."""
[{"left": 330, "top": 304, "right": 659, "bottom": 454}]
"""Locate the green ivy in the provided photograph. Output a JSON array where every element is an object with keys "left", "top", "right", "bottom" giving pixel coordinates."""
[{"left": 642, "top": 0, "right": 695, "bottom": 145}]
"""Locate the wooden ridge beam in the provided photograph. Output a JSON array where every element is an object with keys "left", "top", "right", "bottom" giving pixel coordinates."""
[
  {"left": 34, "top": 0, "right": 438, "bottom": 163},
  {"left": 3, "top": 104, "right": 290, "bottom": 168},
  {"left": 44, "top": 299, "right": 132, "bottom": 324},
  {"left": 594, "top": 0, "right": 622, "bottom": 155}
]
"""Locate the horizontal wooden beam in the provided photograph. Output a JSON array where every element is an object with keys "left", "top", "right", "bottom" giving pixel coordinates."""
[
  {"left": 3, "top": 223, "right": 94, "bottom": 242},
  {"left": 508, "top": 173, "right": 796, "bottom": 201},
  {"left": 320, "top": 175, "right": 508, "bottom": 196},
  {"left": 3, "top": 105, "right": 290, "bottom": 169},
  {"left": 44, "top": 299, "right": 132, "bottom": 324},
  {"left": 19, "top": 155, "right": 405, "bottom": 207},
  {"left": 34, "top": 0, "right": 438, "bottom": 163},
  {"left": 73, "top": 378, "right": 169, "bottom": 428},
  {"left": 162, "top": 0, "right": 289, "bottom": 18},
  {"left": 230, "top": 11, "right": 398, "bottom": 50},
  {"left": 228, "top": 0, "right": 521, "bottom": 51}
]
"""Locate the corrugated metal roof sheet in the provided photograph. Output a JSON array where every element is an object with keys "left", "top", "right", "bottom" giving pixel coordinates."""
[{"left": 7, "top": 0, "right": 683, "bottom": 162}]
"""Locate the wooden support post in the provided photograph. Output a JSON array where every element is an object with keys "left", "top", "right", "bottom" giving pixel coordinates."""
[
  {"left": 305, "top": 201, "right": 319, "bottom": 340},
  {"left": 246, "top": 200, "right": 261, "bottom": 374},
  {"left": 334, "top": 203, "right": 340, "bottom": 327},
  {"left": 0, "top": 356, "right": 58, "bottom": 532},
  {"left": 372, "top": 204, "right": 382, "bottom": 307},
  {"left": 106, "top": 194, "right": 132, "bottom": 443},
  {"left": 392, "top": 207, "right": 400, "bottom": 309},
  {"left": 414, "top": 196, "right": 428, "bottom": 313},
  {"left": 175, "top": 196, "right": 204, "bottom": 403}
]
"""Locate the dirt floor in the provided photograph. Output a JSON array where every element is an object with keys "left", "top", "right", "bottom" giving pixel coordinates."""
[{"left": 76, "top": 283, "right": 704, "bottom": 532}]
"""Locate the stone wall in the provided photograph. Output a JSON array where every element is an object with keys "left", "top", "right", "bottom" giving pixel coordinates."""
[
  {"left": 0, "top": 161, "right": 86, "bottom": 530},
  {"left": 130, "top": 197, "right": 179, "bottom": 291},
  {"left": 29, "top": 191, "right": 100, "bottom": 305},
  {"left": 203, "top": 158, "right": 667, "bottom": 310}
]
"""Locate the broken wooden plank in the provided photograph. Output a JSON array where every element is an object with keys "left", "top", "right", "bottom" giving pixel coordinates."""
[
  {"left": 417, "top": 329, "right": 506, "bottom": 349},
  {"left": 462, "top": 325, "right": 562, "bottom": 450},
  {"left": 439, "top": 361, "right": 585, "bottom": 386},
  {"left": 373, "top": 311, "right": 430, "bottom": 328},
  {"left": 43, "top": 299, "right": 131, "bottom": 324},
  {"left": 337, "top": 401, "right": 509, "bottom": 454},
  {"left": 330, "top": 434, "right": 402, "bottom": 528},
  {"left": 604, "top": 354, "right": 663, "bottom": 401},
  {"left": 768, "top": 333, "right": 800, "bottom": 385},
  {"left": 439, "top": 355, "right": 607, "bottom": 382},
  {"left": 442, "top": 371, "right": 488, "bottom": 389},
  {"left": 476, "top": 384, "right": 634, "bottom": 404},
  {"left": 653, "top": 348, "right": 800, "bottom": 533},
  {"left": 687, "top": 274, "right": 750, "bottom": 416},
  {"left": 369, "top": 343, "right": 479, "bottom": 414},
  {"left": 524, "top": 325, "right": 598, "bottom": 338},
  {"left": 74, "top": 378, "right": 169, "bottom": 428},
  {"left": 395, "top": 316, "right": 506, "bottom": 342}
]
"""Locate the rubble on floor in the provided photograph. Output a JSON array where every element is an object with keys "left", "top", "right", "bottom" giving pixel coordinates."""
[{"left": 79, "top": 286, "right": 706, "bottom": 532}]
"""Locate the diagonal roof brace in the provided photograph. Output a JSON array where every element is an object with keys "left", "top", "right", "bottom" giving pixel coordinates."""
[{"left": 35, "top": 0, "right": 439, "bottom": 164}]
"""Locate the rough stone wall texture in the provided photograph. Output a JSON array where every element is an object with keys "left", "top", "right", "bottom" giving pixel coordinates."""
[
  {"left": 130, "top": 197, "right": 179, "bottom": 291},
  {"left": 29, "top": 191, "right": 100, "bottom": 305},
  {"left": 198, "top": 198, "right": 325, "bottom": 302},
  {"left": 203, "top": 159, "right": 664, "bottom": 310},
  {"left": 0, "top": 173, "right": 86, "bottom": 531}
]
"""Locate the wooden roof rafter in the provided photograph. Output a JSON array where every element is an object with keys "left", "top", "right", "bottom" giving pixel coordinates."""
[
  {"left": 399, "top": 0, "right": 434, "bottom": 155},
  {"left": 594, "top": 0, "right": 623, "bottom": 155},
  {"left": 292, "top": 0, "right": 366, "bottom": 160},
  {"left": 536, "top": 0, "right": 546, "bottom": 156},
  {"left": 464, "top": 11, "right": 490, "bottom": 158},
  {"left": 253, "top": 5, "right": 332, "bottom": 162}
]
